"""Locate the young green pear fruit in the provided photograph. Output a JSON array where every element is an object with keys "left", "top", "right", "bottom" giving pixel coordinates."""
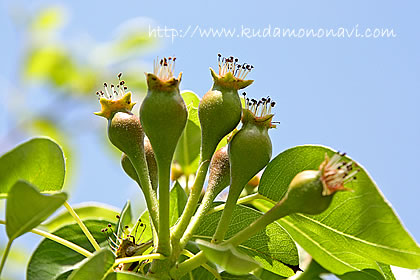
[
  {"left": 213, "top": 96, "right": 276, "bottom": 243},
  {"left": 140, "top": 57, "right": 187, "bottom": 168},
  {"left": 198, "top": 54, "right": 254, "bottom": 161},
  {"left": 95, "top": 74, "right": 158, "bottom": 231},
  {"left": 281, "top": 152, "right": 359, "bottom": 215}
]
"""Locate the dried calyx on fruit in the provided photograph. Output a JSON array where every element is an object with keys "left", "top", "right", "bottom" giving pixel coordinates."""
[
  {"left": 94, "top": 73, "right": 141, "bottom": 158},
  {"left": 283, "top": 152, "right": 359, "bottom": 214},
  {"left": 198, "top": 54, "right": 254, "bottom": 161},
  {"left": 212, "top": 95, "right": 276, "bottom": 243},
  {"left": 95, "top": 73, "right": 135, "bottom": 119}
]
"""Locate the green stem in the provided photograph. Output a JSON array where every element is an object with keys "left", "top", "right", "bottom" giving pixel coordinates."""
[
  {"left": 181, "top": 250, "right": 221, "bottom": 280},
  {"left": 226, "top": 196, "right": 292, "bottom": 247},
  {"left": 211, "top": 185, "right": 243, "bottom": 243},
  {"left": 31, "top": 228, "right": 93, "bottom": 257},
  {"left": 0, "top": 239, "right": 12, "bottom": 277},
  {"left": 64, "top": 201, "right": 101, "bottom": 251},
  {"left": 170, "top": 251, "right": 207, "bottom": 279},
  {"left": 156, "top": 160, "right": 171, "bottom": 256},
  {"left": 0, "top": 220, "right": 92, "bottom": 258},
  {"left": 179, "top": 177, "right": 230, "bottom": 250},
  {"left": 114, "top": 253, "right": 165, "bottom": 265},
  {"left": 207, "top": 193, "right": 265, "bottom": 215},
  {"left": 131, "top": 155, "right": 159, "bottom": 231},
  {"left": 171, "top": 160, "right": 210, "bottom": 246}
]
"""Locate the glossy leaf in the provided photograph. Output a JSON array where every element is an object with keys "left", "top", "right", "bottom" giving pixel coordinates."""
[
  {"left": 68, "top": 249, "right": 115, "bottom": 280},
  {"left": 104, "top": 271, "right": 151, "bottom": 279},
  {"left": 194, "top": 204, "right": 299, "bottom": 277},
  {"left": 257, "top": 145, "right": 420, "bottom": 274},
  {"left": 42, "top": 202, "right": 120, "bottom": 232},
  {"left": 27, "top": 220, "right": 114, "bottom": 280},
  {"left": 337, "top": 263, "right": 396, "bottom": 280},
  {"left": 6, "top": 181, "right": 67, "bottom": 240},
  {"left": 220, "top": 271, "right": 259, "bottom": 279},
  {"left": 174, "top": 91, "right": 201, "bottom": 175},
  {"left": 117, "top": 201, "right": 133, "bottom": 237},
  {"left": 169, "top": 182, "right": 188, "bottom": 226},
  {"left": 0, "top": 137, "right": 66, "bottom": 197},
  {"left": 197, "top": 239, "right": 261, "bottom": 275}
]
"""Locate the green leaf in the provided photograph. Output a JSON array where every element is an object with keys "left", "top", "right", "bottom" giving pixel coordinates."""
[
  {"left": 197, "top": 239, "right": 261, "bottom": 275},
  {"left": 117, "top": 201, "right": 133, "bottom": 237},
  {"left": 27, "top": 220, "right": 114, "bottom": 280},
  {"left": 174, "top": 91, "right": 201, "bottom": 175},
  {"left": 6, "top": 181, "right": 67, "bottom": 240},
  {"left": 337, "top": 263, "right": 396, "bottom": 280},
  {"left": 257, "top": 145, "right": 420, "bottom": 274},
  {"left": 104, "top": 271, "right": 151, "bottom": 279},
  {"left": 180, "top": 240, "right": 218, "bottom": 280},
  {"left": 42, "top": 202, "right": 120, "bottom": 232},
  {"left": 68, "top": 249, "right": 115, "bottom": 280},
  {"left": 169, "top": 182, "right": 188, "bottom": 226},
  {"left": 254, "top": 269, "right": 287, "bottom": 280},
  {"left": 0, "top": 137, "right": 66, "bottom": 197},
  {"left": 220, "top": 271, "right": 259, "bottom": 279},
  {"left": 195, "top": 205, "right": 299, "bottom": 277}
]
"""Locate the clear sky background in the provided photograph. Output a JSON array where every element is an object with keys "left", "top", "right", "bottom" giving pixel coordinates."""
[{"left": 0, "top": 0, "right": 419, "bottom": 279}]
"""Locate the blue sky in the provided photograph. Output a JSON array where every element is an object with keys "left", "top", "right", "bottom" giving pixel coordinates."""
[{"left": 1, "top": 0, "right": 419, "bottom": 279}]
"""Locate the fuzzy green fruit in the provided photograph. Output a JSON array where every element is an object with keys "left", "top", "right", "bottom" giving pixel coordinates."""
[
  {"left": 198, "top": 56, "right": 253, "bottom": 161},
  {"left": 140, "top": 72, "right": 187, "bottom": 167}
]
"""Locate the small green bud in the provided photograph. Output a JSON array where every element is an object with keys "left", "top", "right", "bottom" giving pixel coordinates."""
[
  {"left": 282, "top": 152, "right": 359, "bottom": 215},
  {"left": 207, "top": 146, "right": 230, "bottom": 197},
  {"left": 140, "top": 57, "right": 188, "bottom": 167},
  {"left": 198, "top": 54, "right": 254, "bottom": 161},
  {"left": 229, "top": 96, "right": 276, "bottom": 197}
]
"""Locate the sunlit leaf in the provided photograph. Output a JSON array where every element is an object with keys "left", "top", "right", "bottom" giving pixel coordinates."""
[
  {"left": 27, "top": 220, "right": 115, "bottom": 280},
  {"left": 0, "top": 137, "right": 66, "bottom": 197},
  {"left": 197, "top": 239, "right": 261, "bottom": 275},
  {"left": 68, "top": 249, "right": 115, "bottom": 280},
  {"left": 42, "top": 202, "right": 120, "bottom": 232},
  {"left": 195, "top": 205, "right": 299, "bottom": 277},
  {"left": 174, "top": 91, "right": 201, "bottom": 175},
  {"left": 6, "top": 181, "right": 67, "bottom": 240},
  {"left": 257, "top": 145, "right": 420, "bottom": 275}
]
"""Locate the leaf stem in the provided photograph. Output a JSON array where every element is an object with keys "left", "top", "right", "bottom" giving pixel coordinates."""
[
  {"left": 170, "top": 251, "right": 206, "bottom": 279},
  {"left": 114, "top": 253, "right": 165, "bottom": 265},
  {"left": 171, "top": 160, "right": 210, "bottom": 245},
  {"left": 0, "top": 239, "right": 13, "bottom": 277},
  {"left": 0, "top": 220, "right": 92, "bottom": 258},
  {"left": 63, "top": 201, "right": 101, "bottom": 251},
  {"left": 181, "top": 250, "right": 221, "bottom": 280},
  {"left": 225, "top": 196, "right": 291, "bottom": 247},
  {"left": 207, "top": 193, "right": 265, "bottom": 215}
]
